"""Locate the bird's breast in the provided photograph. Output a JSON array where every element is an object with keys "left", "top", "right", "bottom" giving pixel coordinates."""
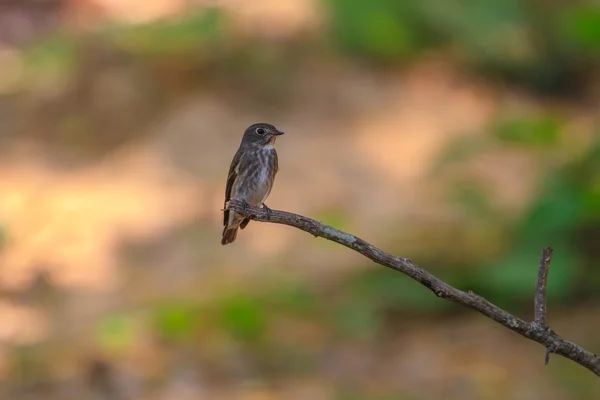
[{"left": 233, "top": 148, "right": 277, "bottom": 204}]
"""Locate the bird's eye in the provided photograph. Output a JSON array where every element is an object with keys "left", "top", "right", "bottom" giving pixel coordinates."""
[{"left": 255, "top": 128, "right": 266, "bottom": 135}]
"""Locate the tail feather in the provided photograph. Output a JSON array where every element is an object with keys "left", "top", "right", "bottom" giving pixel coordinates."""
[
  {"left": 239, "top": 218, "right": 250, "bottom": 230},
  {"left": 221, "top": 226, "right": 238, "bottom": 245}
]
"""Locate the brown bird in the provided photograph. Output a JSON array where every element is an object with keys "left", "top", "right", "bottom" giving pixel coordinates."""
[{"left": 222, "top": 123, "right": 284, "bottom": 245}]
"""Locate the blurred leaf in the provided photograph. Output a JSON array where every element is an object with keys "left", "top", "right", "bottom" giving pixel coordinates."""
[
  {"left": 483, "top": 169, "right": 584, "bottom": 304},
  {"left": 111, "top": 8, "right": 224, "bottom": 55},
  {"left": 483, "top": 243, "right": 580, "bottom": 304},
  {"left": 518, "top": 173, "right": 583, "bottom": 243},
  {"left": 348, "top": 268, "right": 447, "bottom": 313},
  {"left": 218, "top": 294, "right": 268, "bottom": 342},
  {"left": 452, "top": 180, "right": 496, "bottom": 219},
  {"left": 22, "top": 34, "right": 77, "bottom": 89},
  {"left": 314, "top": 208, "right": 352, "bottom": 231},
  {"left": 483, "top": 140, "right": 599, "bottom": 304},
  {"left": 332, "top": 268, "right": 452, "bottom": 340},
  {"left": 333, "top": 297, "right": 381, "bottom": 341},
  {"left": 418, "top": 0, "right": 590, "bottom": 94},
  {"left": 588, "top": 262, "right": 600, "bottom": 292},
  {"left": 24, "top": 34, "right": 77, "bottom": 71},
  {"left": 226, "top": 43, "right": 293, "bottom": 103},
  {"left": 9, "top": 345, "right": 49, "bottom": 382},
  {"left": 577, "top": 141, "right": 600, "bottom": 218},
  {"left": 492, "top": 114, "right": 563, "bottom": 147},
  {"left": 420, "top": 0, "right": 533, "bottom": 64},
  {"left": 358, "top": 12, "right": 416, "bottom": 59},
  {"left": 268, "top": 280, "right": 320, "bottom": 315},
  {"left": 96, "top": 313, "right": 137, "bottom": 353},
  {"left": 152, "top": 302, "right": 199, "bottom": 343},
  {"left": 551, "top": 354, "right": 599, "bottom": 398},
  {"left": 562, "top": 7, "right": 600, "bottom": 55},
  {"left": 325, "top": 0, "right": 426, "bottom": 61},
  {"left": 430, "top": 134, "right": 490, "bottom": 174}
]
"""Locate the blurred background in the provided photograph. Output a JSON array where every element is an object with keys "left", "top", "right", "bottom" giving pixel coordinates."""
[{"left": 0, "top": 0, "right": 599, "bottom": 399}]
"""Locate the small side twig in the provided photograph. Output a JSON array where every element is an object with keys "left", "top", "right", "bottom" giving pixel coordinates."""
[
  {"left": 534, "top": 247, "right": 553, "bottom": 327},
  {"left": 226, "top": 199, "right": 600, "bottom": 377},
  {"left": 534, "top": 247, "right": 554, "bottom": 364}
]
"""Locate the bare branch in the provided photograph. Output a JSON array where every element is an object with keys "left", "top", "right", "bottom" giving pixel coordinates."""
[
  {"left": 535, "top": 247, "right": 553, "bottom": 327},
  {"left": 534, "top": 247, "right": 554, "bottom": 365},
  {"left": 227, "top": 199, "right": 600, "bottom": 377}
]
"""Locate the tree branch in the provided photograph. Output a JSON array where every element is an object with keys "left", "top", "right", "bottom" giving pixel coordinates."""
[
  {"left": 534, "top": 247, "right": 553, "bottom": 364},
  {"left": 534, "top": 247, "right": 553, "bottom": 328},
  {"left": 227, "top": 199, "right": 600, "bottom": 377}
]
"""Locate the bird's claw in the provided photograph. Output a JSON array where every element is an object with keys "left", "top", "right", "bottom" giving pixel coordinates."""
[
  {"left": 262, "top": 203, "right": 272, "bottom": 219},
  {"left": 221, "top": 201, "right": 231, "bottom": 212},
  {"left": 241, "top": 199, "right": 249, "bottom": 213}
]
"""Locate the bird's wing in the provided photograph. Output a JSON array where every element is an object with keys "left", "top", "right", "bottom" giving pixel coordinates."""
[{"left": 224, "top": 148, "right": 243, "bottom": 226}]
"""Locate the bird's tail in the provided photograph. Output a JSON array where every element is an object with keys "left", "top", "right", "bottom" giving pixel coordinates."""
[{"left": 221, "top": 225, "right": 239, "bottom": 245}]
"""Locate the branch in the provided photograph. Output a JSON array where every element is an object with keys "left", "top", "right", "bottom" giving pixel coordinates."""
[
  {"left": 534, "top": 247, "right": 553, "bottom": 364},
  {"left": 227, "top": 199, "right": 600, "bottom": 377},
  {"left": 534, "top": 247, "right": 553, "bottom": 328}
]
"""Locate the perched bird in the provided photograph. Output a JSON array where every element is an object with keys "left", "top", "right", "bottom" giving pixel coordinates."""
[{"left": 222, "top": 123, "right": 284, "bottom": 245}]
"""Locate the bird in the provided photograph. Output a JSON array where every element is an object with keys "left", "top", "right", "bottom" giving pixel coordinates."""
[{"left": 221, "top": 123, "right": 284, "bottom": 245}]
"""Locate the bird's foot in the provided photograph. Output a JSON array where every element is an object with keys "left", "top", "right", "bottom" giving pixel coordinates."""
[
  {"left": 261, "top": 203, "right": 272, "bottom": 219},
  {"left": 221, "top": 200, "right": 231, "bottom": 212},
  {"left": 241, "top": 199, "right": 249, "bottom": 214}
]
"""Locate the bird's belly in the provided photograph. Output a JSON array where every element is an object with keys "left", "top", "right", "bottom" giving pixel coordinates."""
[
  {"left": 233, "top": 163, "right": 273, "bottom": 205},
  {"left": 246, "top": 179, "right": 271, "bottom": 205}
]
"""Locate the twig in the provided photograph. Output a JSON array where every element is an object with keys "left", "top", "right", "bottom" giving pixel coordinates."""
[
  {"left": 534, "top": 247, "right": 554, "bottom": 364},
  {"left": 534, "top": 247, "right": 553, "bottom": 327},
  {"left": 227, "top": 199, "right": 600, "bottom": 377}
]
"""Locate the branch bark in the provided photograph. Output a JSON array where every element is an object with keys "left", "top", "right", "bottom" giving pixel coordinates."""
[
  {"left": 534, "top": 247, "right": 554, "bottom": 365},
  {"left": 227, "top": 199, "right": 600, "bottom": 377},
  {"left": 534, "top": 247, "right": 553, "bottom": 328}
]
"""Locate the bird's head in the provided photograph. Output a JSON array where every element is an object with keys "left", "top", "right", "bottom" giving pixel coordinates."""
[{"left": 241, "top": 123, "right": 284, "bottom": 147}]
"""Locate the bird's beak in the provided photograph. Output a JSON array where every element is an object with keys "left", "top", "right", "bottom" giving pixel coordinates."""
[{"left": 273, "top": 130, "right": 284, "bottom": 136}]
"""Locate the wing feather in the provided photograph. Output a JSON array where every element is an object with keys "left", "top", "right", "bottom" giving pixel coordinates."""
[{"left": 223, "top": 148, "right": 243, "bottom": 226}]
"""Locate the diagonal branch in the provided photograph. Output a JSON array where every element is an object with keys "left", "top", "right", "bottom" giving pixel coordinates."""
[{"left": 227, "top": 199, "right": 600, "bottom": 377}]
